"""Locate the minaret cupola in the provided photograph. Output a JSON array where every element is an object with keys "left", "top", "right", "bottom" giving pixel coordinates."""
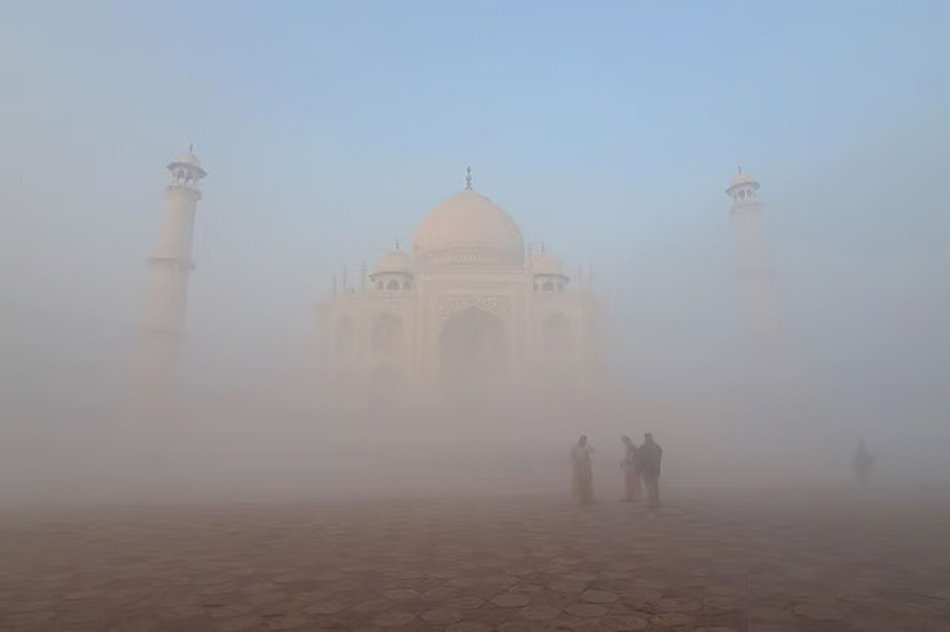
[
  {"left": 167, "top": 144, "right": 207, "bottom": 193},
  {"left": 726, "top": 167, "right": 760, "bottom": 212}
]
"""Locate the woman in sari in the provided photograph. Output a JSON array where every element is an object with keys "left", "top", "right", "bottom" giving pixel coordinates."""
[
  {"left": 621, "top": 435, "right": 642, "bottom": 501},
  {"left": 571, "top": 435, "right": 594, "bottom": 504}
]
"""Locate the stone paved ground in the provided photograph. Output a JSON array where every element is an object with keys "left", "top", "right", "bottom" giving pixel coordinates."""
[{"left": 1, "top": 489, "right": 949, "bottom": 631}]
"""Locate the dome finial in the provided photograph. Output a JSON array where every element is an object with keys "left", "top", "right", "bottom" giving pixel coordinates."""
[
  {"left": 189, "top": 142, "right": 195, "bottom": 154},
  {"left": 465, "top": 166, "right": 473, "bottom": 190},
  {"left": 395, "top": 238, "right": 400, "bottom": 251}
]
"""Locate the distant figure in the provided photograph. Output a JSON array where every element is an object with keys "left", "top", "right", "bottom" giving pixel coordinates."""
[
  {"left": 571, "top": 435, "right": 594, "bottom": 504},
  {"left": 853, "top": 440, "right": 874, "bottom": 487},
  {"left": 621, "top": 436, "right": 642, "bottom": 501},
  {"left": 638, "top": 433, "right": 663, "bottom": 509}
]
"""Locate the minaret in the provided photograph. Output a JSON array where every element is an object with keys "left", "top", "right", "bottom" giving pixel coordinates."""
[
  {"left": 726, "top": 167, "right": 779, "bottom": 347},
  {"left": 133, "top": 146, "right": 207, "bottom": 402}
]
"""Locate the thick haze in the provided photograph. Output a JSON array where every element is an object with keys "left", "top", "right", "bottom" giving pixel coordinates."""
[{"left": 1, "top": 2, "right": 948, "bottom": 502}]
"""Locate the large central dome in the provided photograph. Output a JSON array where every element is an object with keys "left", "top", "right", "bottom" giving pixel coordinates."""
[{"left": 413, "top": 189, "right": 525, "bottom": 267}]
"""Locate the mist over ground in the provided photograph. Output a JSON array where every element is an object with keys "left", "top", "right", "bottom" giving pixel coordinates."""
[{"left": 1, "top": 2, "right": 948, "bottom": 507}]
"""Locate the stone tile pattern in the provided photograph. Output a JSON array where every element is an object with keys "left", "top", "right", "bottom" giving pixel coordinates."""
[{"left": 1, "top": 491, "right": 949, "bottom": 630}]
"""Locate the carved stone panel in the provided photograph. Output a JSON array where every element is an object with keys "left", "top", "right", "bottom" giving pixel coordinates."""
[{"left": 437, "top": 295, "right": 511, "bottom": 324}]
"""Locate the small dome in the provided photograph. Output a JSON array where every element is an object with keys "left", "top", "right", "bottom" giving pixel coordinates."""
[
  {"left": 532, "top": 251, "right": 565, "bottom": 276},
  {"left": 177, "top": 152, "right": 202, "bottom": 166},
  {"left": 375, "top": 249, "right": 411, "bottom": 275},
  {"left": 413, "top": 189, "right": 525, "bottom": 267},
  {"left": 727, "top": 169, "right": 758, "bottom": 191},
  {"left": 168, "top": 148, "right": 207, "bottom": 177}
]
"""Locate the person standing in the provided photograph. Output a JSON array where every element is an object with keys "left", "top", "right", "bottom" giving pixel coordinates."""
[
  {"left": 571, "top": 435, "right": 594, "bottom": 504},
  {"left": 638, "top": 433, "right": 662, "bottom": 509},
  {"left": 621, "top": 436, "right": 642, "bottom": 501}
]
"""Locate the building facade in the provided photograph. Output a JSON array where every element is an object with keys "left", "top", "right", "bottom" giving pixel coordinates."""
[{"left": 317, "top": 176, "right": 603, "bottom": 405}]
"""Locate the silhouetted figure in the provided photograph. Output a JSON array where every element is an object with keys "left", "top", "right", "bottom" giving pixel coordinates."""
[
  {"left": 638, "top": 433, "right": 662, "bottom": 509},
  {"left": 853, "top": 440, "right": 874, "bottom": 487},
  {"left": 571, "top": 435, "right": 594, "bottom": 504},
  {"left": 621, "top": 436, "right": 642, "bottom": 501}
]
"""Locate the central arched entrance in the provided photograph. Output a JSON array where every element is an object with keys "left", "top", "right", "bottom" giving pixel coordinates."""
[{"left": 438, "top": 306, "right": 508, "bottom": 401}]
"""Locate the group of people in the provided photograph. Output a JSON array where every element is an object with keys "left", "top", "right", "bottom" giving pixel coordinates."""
[
  {"left": 571, "top": 433, "right": 663, "bottom": 509},
  {"left": 571, "top": 435, "right": 874, "bottom": 506}
]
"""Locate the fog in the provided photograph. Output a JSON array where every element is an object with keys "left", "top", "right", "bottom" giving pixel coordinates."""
[{"left": 1, "top": 3, "right": 949, "bottom": 508}]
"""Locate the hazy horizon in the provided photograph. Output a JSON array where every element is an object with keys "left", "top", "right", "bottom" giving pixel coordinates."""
[{"left": 1, "top": 2, "right": 948, "bottom": 504}]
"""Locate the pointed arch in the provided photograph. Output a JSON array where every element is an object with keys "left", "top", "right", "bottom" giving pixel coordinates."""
[
  {"left": 371, "top": 312, "right": 403, "bottom": 357},
  {"left": 543, "top": 312, "right": 573, "bottom": 356},
  {"left": 438, "top": 306, "right": 508, "bottom": 400}
]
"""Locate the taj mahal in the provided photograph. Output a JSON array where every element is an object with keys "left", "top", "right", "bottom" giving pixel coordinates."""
[
  {"left": 314, "top": 168, "right": 603, "bottom": 405},
  {"left": 134, "top": 149, "right": 768, "bottom": 410}
]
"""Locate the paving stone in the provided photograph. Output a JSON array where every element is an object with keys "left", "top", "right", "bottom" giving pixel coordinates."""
[
  {"left": 257, "top": 603, "right": 291, "bottom": 617},
  {"left": 746, "top": 624, "right": 797, "bottom": 632},
  {"left": 447, "top": 623, "right": 493, "bottom": 632},
  {"left": 657, "top": 596, "right": 701, "bottom": 612},
  {"left": 422, "top": 586, "right": 459, "bottom": 600},
  {"left": 601, "top": 614, "right": 650, "bottom": 630},
  {"left": 352, "top": 599, "right": 394, "bottom": 614},
  {"left": 372, "top": 611, "right": 416, "bottom": 627},
  {"left": 447, "top": 595, "right": 486, "bottom": 611},
  {"left": 105, "top": 618, "right": 166, "bottom": 632},
  {"left": 653, "top": 611, "right": 697, "bottom": 626},
  {"left": 262, "top": 613, "right": 315, "bottom": 631},
  {"left": 420, "top": 607, "right": 463, "bottom": 625},
  {"left": 702, "top": 595, "right": 745, "bottom": 611},
  {"left": 306, "top": 600, "right": 348, "bottom": 614},
  {"left": 383, "top": 587, "right": 422, "bottom": 601},
  {"left": 491, "top": 592, "right": 532, "bottom": 607},
  {"left": 564, "top": 572, "right": 597, "bottom": 582},
  {"left": 519, "top": 604, "right": 561, "bottom": 620},
  {"left": 792, "top": 600, "right": 845, "bottom": 621},
  {"left": 496, "top": 622, "right": 548, "bottom": 632},
  {"left": 581, "top": 589, "right": 618, "bottom": 603},
  {"left": 748, "top": 606, "right": 793, "bottom": 623},
  {"left": 565, "top": 602, "right": 610, "bottom": 617},
  {"left": 211, "top": 616, "right": 262, "bottom": 631}
]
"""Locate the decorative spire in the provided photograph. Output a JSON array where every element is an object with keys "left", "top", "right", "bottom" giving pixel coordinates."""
[
  {"left": 189, "top": 142, "right": 195, "bottom": 154},
  {"left": 395, "top": 238, "right": 400, "bottom": 251},
  {"left": 465, "top": 166, "right": 473, "bottom": 190}
]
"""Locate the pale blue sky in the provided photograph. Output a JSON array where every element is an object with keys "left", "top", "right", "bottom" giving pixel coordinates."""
[{"left": 1, "top": 2, "right": 948, "bottom": 435}]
